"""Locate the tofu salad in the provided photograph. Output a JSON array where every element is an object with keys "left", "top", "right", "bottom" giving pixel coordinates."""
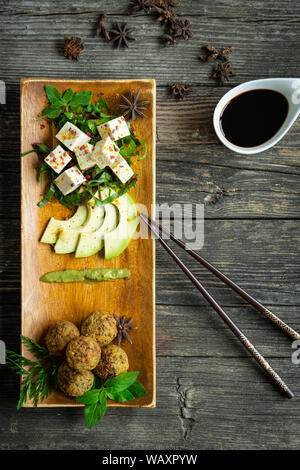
[{"left": 22, "top": 85, "right": 147, "bottom": 210}]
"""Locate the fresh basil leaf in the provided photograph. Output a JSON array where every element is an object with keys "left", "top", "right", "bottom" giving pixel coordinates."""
[
  {"left": 62, "top": 88, "right": 74, "bottom": 104},
  {"left": 76, "top": 389, "right": 100, "bottom": 405},
  {"left": 36, "top": 144, "right": 51, "bottom": 154},
  {"left": 42, "top": 106, "right": 63, "bottom": 119},
  {"left": 70, "top": 91, "right": 92, "bottom": 110},
  {"left": 128, "top": 381, "right": 147, "bottom": 398},
  {"left": 45, "top": 85, "right": 62, "bottom": 105},
  {"left": 64, "top": 112, "right": 74, "bottom": 120},
  {"left": 84, "top": 392, "right": 107, "bottom": 429},
  {"left": 107, "top": 389, "right": 135, "bottom": 402},
  {"left": 104, "top": 372, "right": 139, "bottom": 393}
]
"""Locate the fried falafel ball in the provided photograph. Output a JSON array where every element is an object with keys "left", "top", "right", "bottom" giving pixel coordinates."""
[
  {"left": 45, "top": 320, "right": 80, "bottom": 356},
  {"left": 81, "top": 311, "right": 117, "bottom": 347},
  {"left": 94, "top": 344, "right": 129, "bottom": 380},
  {"left": 66, "top": 335, "right": 101, "bottom": 372},
  {"left": 57, "top": 361, "right": 94, "bottom": 397}
]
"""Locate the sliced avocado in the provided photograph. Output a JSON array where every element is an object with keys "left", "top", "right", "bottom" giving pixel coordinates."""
[
  {"left": 40, "top": 205, "right": 88, "bottom": 245},
  {"left": 54, "top": 203, "right": 105, "bottom": 254},
  {"left": 104, "top": 193, "right": 138, "bottom": 260},
  {"left": 75, "top": 203, "right": 118, "bottom": 258}
]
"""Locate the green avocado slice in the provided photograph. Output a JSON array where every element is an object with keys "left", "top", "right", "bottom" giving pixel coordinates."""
[
  {"left": 54, "top": 203, "right": 105, "bottom": 254},
  {"left": 75, "top": 203, "right": 118, "bottom": 258},
  {"left": 104, "top": 193, "right": 138, "bottom": 260},
  {"left": 40, "top": 205, "right": 88, "bottom": 245}
]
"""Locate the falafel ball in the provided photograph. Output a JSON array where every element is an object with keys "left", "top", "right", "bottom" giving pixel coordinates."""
[
  {"left": 45, "top": 320, "right": 80, "bottom": 356},
  {"left": 57, "top": 361, "right": 94, "bottom": 397},
  {"left": 66, "top": 335, "right": 101, "bottom": 372},
  {"left": 94, "top": 344, "right": 129, "bottom": 380},
  {"left": 81, "top": 311, "right": 117, "bottom": 347}
]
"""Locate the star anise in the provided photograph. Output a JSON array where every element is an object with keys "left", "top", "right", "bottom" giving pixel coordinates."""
[
  {"left": 109, "top": 23, "right": 136, "bottom": 48},
  {"left": 114, "top": 314, "right": 137, "bottom": 346},
  {"left": 160, "top": 33, "right": 177, "bottom": 47},
  {"left": 169, "top": 18, "right": 193, "bottom": 40},
  {"left": 211, "top": 62, "right": 236, "bottom": 84},
  {"left": 154, "top": 5, "right": 174, "bottom": 24},
  {"left": 154, "top": 0, "right": 179, "bottom": 7},
  {"left": 129, "top": 0, "right": 153, "bottom": 14},
  {"left": 199, "top": 45, "right": 235, "bottom": 63},
  {"left": 170, "top": 83, "right": 192, "bottom": 99},
  {"left": 118, "top": 89, "right": 150, "bottom": 121},
  {"left": 63, "top": 36, "right": 85, "bottom": 61},
  {"left": 95, "top": 13, "right": 110, "bottom": 41}
]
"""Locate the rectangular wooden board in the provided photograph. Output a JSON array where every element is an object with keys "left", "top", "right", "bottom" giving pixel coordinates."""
[{"left": 20, "top": 79, "right": 156, "bottom": 407}]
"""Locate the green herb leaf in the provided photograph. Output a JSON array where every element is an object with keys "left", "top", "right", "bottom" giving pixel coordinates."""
[
  {"left": 127, "top": 381, "right": 147, "bottom": 398},
  {"left": 70, "top": 91, "right": 92, "bottom": 110},
  {"left": 62, "top": 88, "right": 74, "bottom": 104},
  {"left": 42, "top": 105, "right": 63, "bottom": 119},
  {"left": 84, "top": 396, "right": 107, "bottom": 429},
  {"left": 37, "top": 183, "right": 56, "bottom": 208},
  {"left": 45, "top": 85, "right": 63, "bottom": 106},
  {"left": 76, "top": 389, "right": 101, "bottom": 405},
  {"left": 104, "top": 371, "right": 139, "bottom": 393},
  {"left": 107, "top": 388, "right": 135, "bottom": 402}
]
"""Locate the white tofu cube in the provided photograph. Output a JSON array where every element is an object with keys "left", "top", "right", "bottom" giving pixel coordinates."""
[
  {"left": 111, "top": 155, "right": 134, "bottom": 184},
  {"left": 92, "top": 136, "right": 121, "bottom": 170},
  {"left": 56, "top": 121, "right": 90, "bottom": 151},
  {"left": 74, "top": 143, "right": 95, "bottom": 171},
  {"left": 54, "top": 166, "right": 86, "bottom": 195},
  {"left": 44, "top": 145, "right": 72, "bottom": 174},
  {"left": 97, "top": 116, "right": 130, "bottom": 142}
]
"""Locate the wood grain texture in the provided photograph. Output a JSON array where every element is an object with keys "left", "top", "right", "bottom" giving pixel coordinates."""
[
  {"left": 1, "top": 0, "right": 300, "bottom": 450},
  {"left": 21, "top": 79, "right": 156, "bottom": 407}
]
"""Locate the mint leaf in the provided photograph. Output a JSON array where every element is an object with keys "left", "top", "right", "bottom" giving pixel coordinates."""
[
  {"left": 42, "top": 106, "right": 63, "bottom": 119},
  {"left": 62, "top": 88, "right": 74, "bottom": 104},
  {"left": 70, "top": 91, "right": 92, "bottom": 110},
  {"left": 84, "top": 390, "right": 107, "bottom": 429},
  {"left": 104, "top": 372, "right": 139, "bottom": 393},
  {"left": 107, "top": 389, "right": 135, "bottom": 402},
  {"left": 128, "top": 381, "right": 147, "bottom": 398},
  {"left": 45, "top": 85, "right": 62, "bottom": 105},
  {"left": 76, "top": 389, "right": 101, "bottom": 405}
]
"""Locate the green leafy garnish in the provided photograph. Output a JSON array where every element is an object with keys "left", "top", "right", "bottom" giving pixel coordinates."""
[
  {"left": 76, "top": 371, "right": 147, "bottom": 429},
  {"left": 6, "top": 336, "right": 61, "bottom": 409}
]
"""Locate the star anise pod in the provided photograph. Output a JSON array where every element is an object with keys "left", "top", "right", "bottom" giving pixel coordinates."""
[
  {"left": 63, "top": 36, "right": 85, "bottom": 61},
  {"left": 160, "top": 33, "right": 177, "bottom": 47},
  {"left": 169, "top": 18, "right": 192, "bottom": 40},
  {"left": 129, "top": 0, "right": 154, "bottom": 14},
  {"left": 118, "top": 89, "right": 150, "bottom": 121},
  {"left": 170, "top": 83, "right": 192, "bottom": 99},
  {"left": 95, "top": 13, "right": 110, "bottom": 41},
  {"left": 109, "top": 23, "right": 136, "bottom": 48},
  {"left": 154, "top": 0, "right": 179, "bottom": 7},
  {"left": 200, "top": 44, "right": 235, "bottom": 63},
  {"left": 211, "top": 62, "right": 236, "bottom": 84},
  {"left": 114, "top": 314, "right": 137, "bottom": 346},
  {"left": 154, "top": 5, "right": 174, "bottom": 24}
]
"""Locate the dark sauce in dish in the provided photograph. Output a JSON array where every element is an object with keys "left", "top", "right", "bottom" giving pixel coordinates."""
[{"left": 219, "top": 89, "right": 289, "bottom": 148}]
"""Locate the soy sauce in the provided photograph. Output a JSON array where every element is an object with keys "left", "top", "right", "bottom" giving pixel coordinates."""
[{"left": 220, "top": 89, "right": 289, "bottom": 148}]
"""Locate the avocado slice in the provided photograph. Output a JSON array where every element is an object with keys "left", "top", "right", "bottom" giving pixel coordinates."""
[
  {"left": 75, "top": 203, "right": 118, "bottom": 258},
  {"left": 54, "top": 203, "right": 105, "bottom": 254},
  {"left": 104, "top": 193, "right": 138, "bottom": 260},
  {"left": 40, "top": 205, "right": 88, "bottom": 245}
]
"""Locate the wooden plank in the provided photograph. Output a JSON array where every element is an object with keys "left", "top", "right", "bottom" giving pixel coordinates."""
[
  {"left": 1, "top": 356, "right": 300, "bottom": 449},
  {"left": 2, "top": 219, "right": 300, "bottom": 306},
  {"left": 0, "top": 14, "right": 299, "bottom": 85},
  {"left": 20, "top": 78, "right": 156, "bottom": 407}
]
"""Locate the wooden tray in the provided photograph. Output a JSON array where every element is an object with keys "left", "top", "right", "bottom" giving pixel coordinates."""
[{"left": 20, "top": 79, "right": 156, "bottom": 407}]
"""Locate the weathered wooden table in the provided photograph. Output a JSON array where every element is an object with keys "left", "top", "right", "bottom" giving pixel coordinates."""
[{"left": 1, "top": 0, "right": 300, "bottom": 450}]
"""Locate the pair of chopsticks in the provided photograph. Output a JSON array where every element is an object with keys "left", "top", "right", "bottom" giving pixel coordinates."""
[{"left": 140, "top": 213, "right": 298, "bottom": 399}]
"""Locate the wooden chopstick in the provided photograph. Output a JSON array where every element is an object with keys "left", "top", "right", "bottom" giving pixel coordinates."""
[
  {"left": 139, "top": 213, "right": 295, "bottom": 399},
  {"left": 143, "top": 214, "right": 300, "bottom": 341}
]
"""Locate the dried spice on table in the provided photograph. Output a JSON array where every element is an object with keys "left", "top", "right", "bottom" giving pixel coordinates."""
[
  {"left": 170, "top": 83, "right": 192, "bottom": 100},
  {"left": 63, "top": 36, "right": 85, "bottom": 61},
  {"left": 114, "top": 314, "right": 138, "bottom": 346},
  {"left": 211, "top": 62, "right": 236, "bottom": 84},
  {"left": 199, "top": 44, "right": 235, "bottom": 63},
  {"left": 109, "top": 23, "right": 136, "bottom": 48},
  {"left": 95, "top": 13, "right": 110, "bottom": 41}
]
